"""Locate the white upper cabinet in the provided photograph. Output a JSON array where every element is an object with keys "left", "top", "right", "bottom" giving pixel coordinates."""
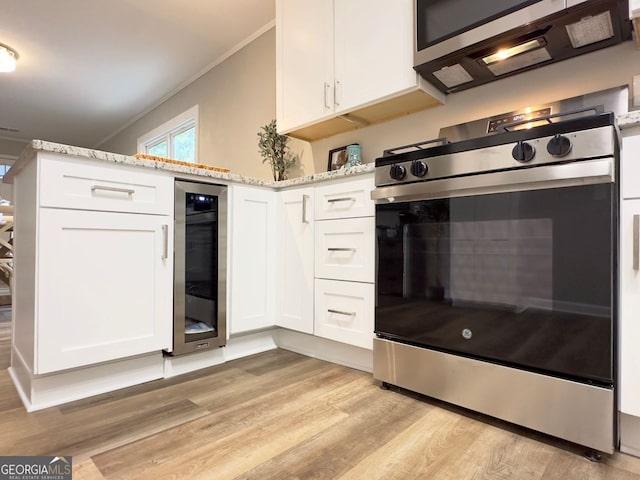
[
  {"left": 277, "top": 0, "right": 334, "bottom": 132},
  {"left": 276, "top": 0, "right": 444, "bottom": 141},
  {"left": 333, "top": 0, "right": 417, "bottom": 112}
]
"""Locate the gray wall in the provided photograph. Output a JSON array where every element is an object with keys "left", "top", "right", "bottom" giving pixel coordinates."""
[
  {"left": 101, "top": 28, "right": 284, "bottom": 181},
  {"left": 101, "top": 29, "right": 640, "bottom": 180},
  {"left": 0, "top": 138, "right": 27, "bottom": 158}
]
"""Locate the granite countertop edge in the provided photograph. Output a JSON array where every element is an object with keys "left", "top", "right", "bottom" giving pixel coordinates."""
[
  {"left": 617, "top": 111, "right": 640, "bottom": 129},
  {"left": 4, "top": 140, "right": 375, "bottom": 187}
]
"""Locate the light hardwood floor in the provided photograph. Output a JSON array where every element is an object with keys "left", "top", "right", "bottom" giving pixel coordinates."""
[{"left": 1, "top": 342, "right": 640, "bottom": 479}]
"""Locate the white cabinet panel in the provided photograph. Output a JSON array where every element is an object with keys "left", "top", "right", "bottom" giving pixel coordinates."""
[
  {"left": 620, "top": 199, "right": 640, "bottom": 416},
  {"left": 622, "top": 127, "right": 640, "bottom": 200},
  {"left": 39, "top": 154, "right": 173, "bottom": 215},
  {"left": 277, "top": 0, "right": 334, "bottom": 132},
  {"left": 314, "top": 176, "right": 375, "bottom": 220},
  {"left": 314, "top": 279, "right": 374, "bottom": 349},
  {"left": 277, "top": 188, "right": 314, "bottom": 333},
  {"left": 334, "top": 0, "right": 415, "bottom": 112},
  {"left": 276, "top": 0, "right": 439, "bottom": 137},
  {"left": 229, "top": 185, "right": 277, "bottom": 334},
  {"left": 315, "top": 217, "right": 375, "bottom": 283},
  {"left": 37, "top": 209, "right": 172, "bottom": 374}
]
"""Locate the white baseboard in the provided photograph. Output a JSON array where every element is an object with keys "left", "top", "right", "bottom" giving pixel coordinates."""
[
  {"left": 9, "top": 348, "right": 164, "bottom": 412},
  {"left": 620, "top": 412, "right": 640, "bottom": 457},
  {"left": 163, "top": 348, "right": 225, "bottom": 378},
  {"left": 8, "top": 328, "right": 371, "bottom": 411},
  {"left": 273, "top": 328, "right": 373, "bottom": 373},
  {"left": 163, "top": 329, "right": 278, "bottom": 377},
  {"left": 225, "top": 329, "right": 277, "bottom": 361}
]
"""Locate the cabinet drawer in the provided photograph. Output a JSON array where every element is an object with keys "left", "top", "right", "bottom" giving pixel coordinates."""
[
  {"left": 314, "top": 176, "right": 374, "bottom": 220},
  {"left": 39, "top": 154, "right": 173, "bottom": 215},
  {"left": 315, "top": 217, "right": 374, "bottom": 282},
  {"left": 314, "top": 279, "right": 374, "bottom": 349}
]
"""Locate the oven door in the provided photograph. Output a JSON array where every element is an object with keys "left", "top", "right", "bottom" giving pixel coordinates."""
[{"left": 374, "top": 159, "right": 616, "bottom": 385}]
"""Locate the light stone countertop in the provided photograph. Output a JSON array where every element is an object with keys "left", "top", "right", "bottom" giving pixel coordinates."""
[
  {"left": 4, "top": 140, "right": 375, "bottom": 187},
  {"left": 618, "top": 111, "right": 640, "bottom": 130}
]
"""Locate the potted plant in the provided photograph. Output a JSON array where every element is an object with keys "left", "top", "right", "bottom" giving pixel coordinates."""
[{"left": 257, "top": 119, "right": 297, "bottom": 181}]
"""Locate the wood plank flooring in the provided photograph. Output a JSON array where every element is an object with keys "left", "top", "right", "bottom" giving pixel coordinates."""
[{"left": 1, "top": 340, "right": 640, "bottom": 479}]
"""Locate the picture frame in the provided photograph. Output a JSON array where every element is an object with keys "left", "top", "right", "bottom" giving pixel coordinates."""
[{"left": 327, "top": 145, "right": 349, "bottom": 171}]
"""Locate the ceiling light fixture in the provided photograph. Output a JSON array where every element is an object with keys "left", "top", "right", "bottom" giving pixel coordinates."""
[{"left": 0, "top": 43, "right": 18, "bottom": 73}]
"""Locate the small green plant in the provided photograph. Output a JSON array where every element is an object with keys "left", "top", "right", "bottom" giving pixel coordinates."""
[{"left": 258, "top": 119, "right": 297, "bottom": 181}]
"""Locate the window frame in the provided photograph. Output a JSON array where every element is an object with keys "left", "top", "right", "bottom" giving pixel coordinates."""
[
  {"left": 137, "top": 105, "right": 199, "bottom": 163},
  {"left": 0, "top": 155, "right": 15, "bottom": 179}
]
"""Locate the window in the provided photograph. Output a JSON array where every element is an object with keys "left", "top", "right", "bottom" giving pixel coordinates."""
[
  {"left": 137, "top": 105, "right": 199, "bottom": 163},
  {"left": 0, "top": 155, "right": 15, "bottom": 179}
]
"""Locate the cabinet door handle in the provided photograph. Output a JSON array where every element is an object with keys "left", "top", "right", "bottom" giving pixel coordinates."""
[
  {"left": 634, "top": 214, "right": 639, "bottom": 270},
  {"left": 328, "top": 247, "right": 356, "bottom": 252},
  {"left": 324, "top": 82, "right": 331, "bottom": 109},
  {"left": 328, "top": 309, "right": 355, "bottom": 316},
  {"left": 91, "top": 185, "right": 135, "bottom": 195},
  {"left": 162, "top": 224, "right": 169, "bottom": 260},
  {"left": 335, "top": 80, "right": 342, "bottom": 106},
  {"left": 327, "top": 197, "right": 356, "bottom": 203},
  {"left": 302, "top": 194, "right": 309, "bottom": 224}
]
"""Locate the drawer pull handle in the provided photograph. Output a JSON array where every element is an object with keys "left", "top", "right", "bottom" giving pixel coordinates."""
[
  {"left": 324, "top": 82, "right": 331, "bottom": 109},
  {"left": 91, "top": 185, "right": 135, "bottom": 195},
  {"left": 634, "top": 215, "right": 639, "bottom": 271},
  {"left": 328, "top": 247, "right": 356, "bottom": 252},
  {"left": 327, "top": 197, "right": 356, "bottom": 203},
  {"left": 328, "top": 309, "right": 355, "bottom": 316},
  {"left": 162, "top": 225, "right": 169, "bottom": 260},
  {"left": 302, "top": 194, "right": 309, "bottom": 224}
]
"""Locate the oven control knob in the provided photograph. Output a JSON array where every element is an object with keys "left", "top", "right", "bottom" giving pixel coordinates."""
[
  {"left": 389, "top": 164, "right": 407, "bottom": 180},
  {"left": 410, "top": 160, "right": 429, "bottom": 177},
  {"left": 512, "top": 141, "right": 535, "bottom": 163},
  {"left": 547, "top": 134, "right": 572, "bottom": 157}
]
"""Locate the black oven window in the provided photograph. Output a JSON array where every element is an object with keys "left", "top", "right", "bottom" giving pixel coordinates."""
[
  {"left": 375, "top": 184, "right": 614, "bottom": 384},
  {"left": 417, "top": 0, "right": 540, "bottom": 50}
]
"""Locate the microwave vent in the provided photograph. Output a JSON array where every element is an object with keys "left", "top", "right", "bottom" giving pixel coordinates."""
[
  {"left": 486, "top": 47, "right": 552, "bottom": 76},
  {"left": 433, "top": 64, "right": 473, "bottom": 88},
  {"left": 566, "top": 11, "right": 615, "bottom": 48}
]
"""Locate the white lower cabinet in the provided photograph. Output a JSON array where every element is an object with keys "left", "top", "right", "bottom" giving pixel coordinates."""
[
  {"left": 314, "top": 279, "right": 374, "bottom": 349},
  {"left": 620, "top": 128, "right": 640, "bottom": 454},
  {"left": 229, "top": 185, "right": 277, "bottom": 334},
  {"left": 11, "top": 153, "right": 174, "bottom": 381},
  {"left": 620, "top": 198, "right": 640, "bottom": 417},
  {"left": 315, "top": 217, "right": 375, "bottom": 283},
  {"left": 312, "top": 175, "right": 376, "bottom": 350},
  {"left": 37, "top": 209, "right": 172, "bottom": 373},
  {"left": 276, "top": 187, "right": 314, "bottom": 333}
]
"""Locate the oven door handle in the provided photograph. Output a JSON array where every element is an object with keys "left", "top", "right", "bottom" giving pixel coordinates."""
[{"left": 371, "top": 158, "right": 614, "bottom": 203}]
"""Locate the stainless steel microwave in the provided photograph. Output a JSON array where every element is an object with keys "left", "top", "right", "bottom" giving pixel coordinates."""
[{"left": 414, "top": 0, "right": 631, "bottom": 94}]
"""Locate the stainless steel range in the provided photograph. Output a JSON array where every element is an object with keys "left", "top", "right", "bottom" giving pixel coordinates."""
[{"left": 372, "top": 87, "right": 627, "bottom": 453}]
